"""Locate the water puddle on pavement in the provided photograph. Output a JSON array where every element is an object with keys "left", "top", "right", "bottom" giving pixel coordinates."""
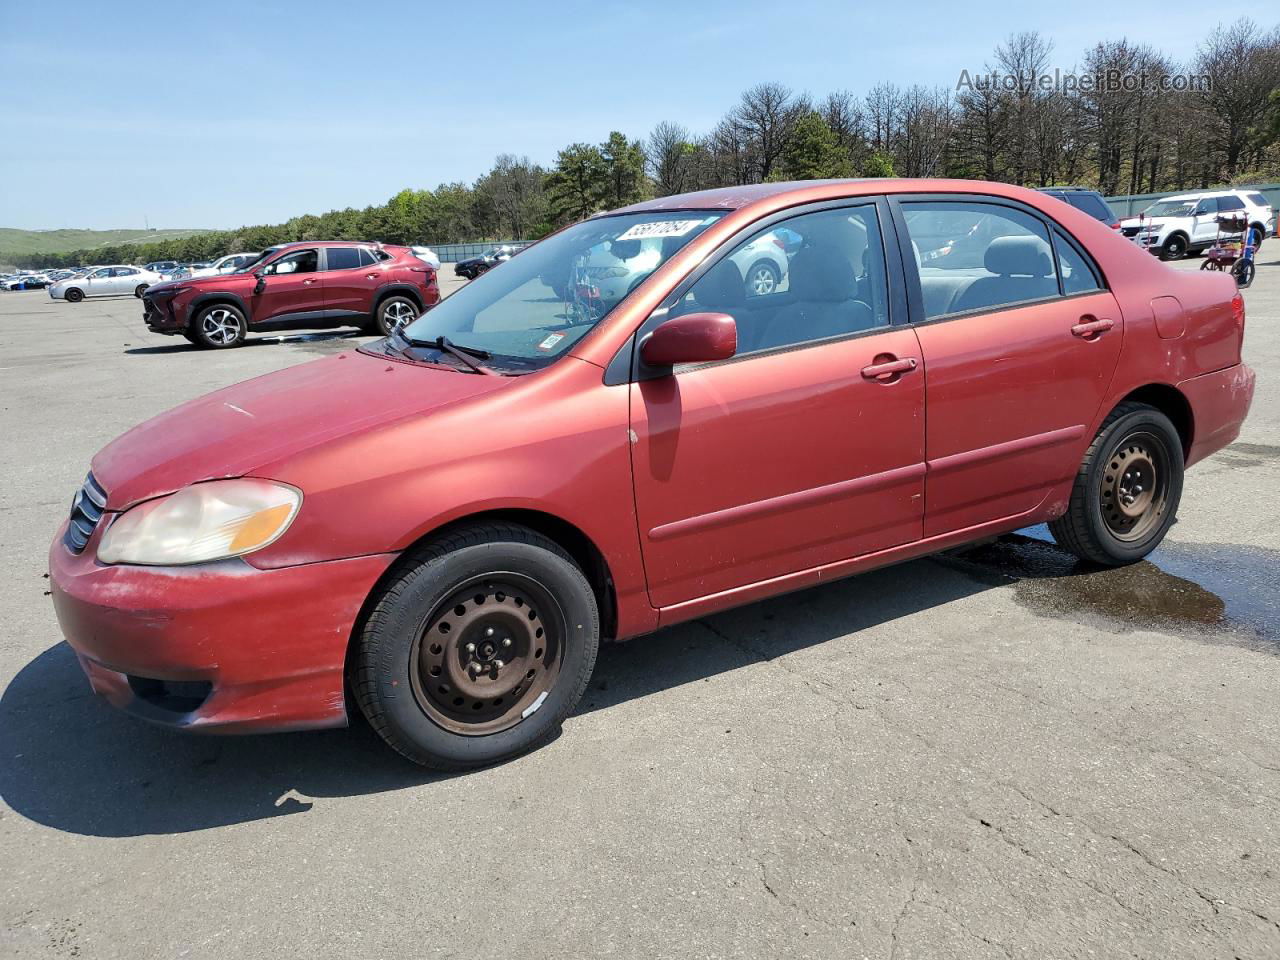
[{"left": 939, "top": 526, "right": 1280, "bottom": 650}]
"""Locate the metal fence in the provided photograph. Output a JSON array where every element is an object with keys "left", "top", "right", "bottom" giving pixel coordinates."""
[
  {"left": 425, "top": 241, "right": 532, "bottom": 263},
  {"left": 1104, "top": 183, "right": 1280, "bottom": 218}
]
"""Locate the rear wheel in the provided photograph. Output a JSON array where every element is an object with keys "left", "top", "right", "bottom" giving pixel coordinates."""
[
  {"left": 1049, "top": 402, "right": 1183, "bottom": 566},
  {"left": 372, "top": 295, "right": 419, "bottom": 336},
  {"left": 65, "top": 288, "right": 84, "bottom": 303},
  {"left": 191, "top": 303, "right": 247, "bottom": 349},
  {"left": 353, "top": 523, "right": 599, "bottom": 769},
  {"left": 134, "top": 284, "right": 149, "bottom": 298}
]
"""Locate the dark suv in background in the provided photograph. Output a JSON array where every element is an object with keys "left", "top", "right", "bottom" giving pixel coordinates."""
[
  {"left": 142, "top": 241, "right": 439, "bottom": 348},
  {"left": 1036, "top": 187, "right": 1120, "bottom": 229}
]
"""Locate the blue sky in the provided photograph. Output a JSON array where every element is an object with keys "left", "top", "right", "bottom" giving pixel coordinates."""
[{"left": 1, "top": 0, "right": 1210, "bottom": 230}]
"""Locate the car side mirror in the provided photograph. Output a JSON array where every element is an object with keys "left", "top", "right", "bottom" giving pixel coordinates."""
[
  {"left": 640, "top": 312, "right": 737, "bottom": 369},
  {"left": 253, "top": 273, "right": 266, "bottom": 294}
]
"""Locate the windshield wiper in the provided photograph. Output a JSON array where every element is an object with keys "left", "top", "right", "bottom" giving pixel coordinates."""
[{"left": 396, "top": 331, "right": 495, "bottom": 375}]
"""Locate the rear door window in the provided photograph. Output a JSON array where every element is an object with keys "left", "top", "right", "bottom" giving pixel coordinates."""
[
  {"left": 323, "top": 247, "right": 361, "bottom": 271},
  {"left": 357, "top": 248, "right": 379, "bottom": 267},
  {"left": 902, "top": 201, "right": 1058, "bottom": 319},
  {"left": 1053, "top": 229, "right": 1103, "bottom": 295}
]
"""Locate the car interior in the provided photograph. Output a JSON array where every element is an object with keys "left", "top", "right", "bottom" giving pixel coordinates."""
[{"left": 673, "top": 208, "right": 888, "bottom": 354}]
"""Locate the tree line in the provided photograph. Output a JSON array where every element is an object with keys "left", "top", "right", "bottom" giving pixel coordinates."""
[{"left": 14, "top": 18, "right": 1280, "bottom": 271}]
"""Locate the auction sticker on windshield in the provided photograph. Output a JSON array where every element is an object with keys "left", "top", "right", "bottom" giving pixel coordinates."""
[{"left": 616, "top": 219, "right": 706, "bottom": 241}]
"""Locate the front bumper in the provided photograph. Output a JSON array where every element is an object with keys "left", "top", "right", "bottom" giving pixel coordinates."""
[
  {"left": 49, "top": 525, "right": 396, "bottom": 733},
  {"left": 143, "top": 294, "right": 185, "bottom": 333},
  {"left": 1179, "top": 362, "right": 1256, "bottom": 468}
]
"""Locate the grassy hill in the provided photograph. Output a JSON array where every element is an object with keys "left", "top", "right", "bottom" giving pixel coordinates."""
[{"left": 0, "top": 227, "right": 212, "bottom": 259}]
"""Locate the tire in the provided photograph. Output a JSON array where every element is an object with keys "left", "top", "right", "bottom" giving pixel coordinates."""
[
  {"left": 1048, "top": 402, "right": 1184, "bottom": 566},
  {"left": 1159, "top": 234, "right": 1188, "bottom": 261},
  {"left": 353, "top": 523, "right": 600, "bottom": 769},
  {"left": 65, "top": 288, "right": 84, "bottom": 303},
  {"left": 190, "top": 303, "right": 247, "bottom": 349},
  {"left": 372, "top": 295, "right": 419, "bottom": 336},
  {"left": 744, "top": 260, "right": 780, "bottom": 297},
  {"left": 1233, "top": 260, "right": 1255, "bottom": 288},
  {"left": 134, "top": 284, "right": 149, "bottom": 298}
]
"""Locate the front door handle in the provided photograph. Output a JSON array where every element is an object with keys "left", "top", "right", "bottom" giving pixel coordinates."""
[
  {"left": 861, "top": 355, "right": 918, "bottom": 382},
  {"left": 1071, "top": 317, "right": 1114, "bottom": 339}
]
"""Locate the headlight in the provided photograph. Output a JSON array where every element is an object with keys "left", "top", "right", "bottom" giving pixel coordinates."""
[{"left": 97, "top": 479, "right": 301, "bottom": 565}]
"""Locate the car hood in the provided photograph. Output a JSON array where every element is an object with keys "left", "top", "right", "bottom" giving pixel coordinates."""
[
  {"left": 147, "top": 273, "right": 247, "bottom": 294},
  {"left": 91, "top": 349, "right": 513, "bottom": 510},
  {"left": 1120, "top": 216, "right": 1175, "bottom": 228}
]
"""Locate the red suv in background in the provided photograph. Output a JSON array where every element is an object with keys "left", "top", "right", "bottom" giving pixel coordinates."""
[{"left": 142, "top": 241, "right": 439, "bottom": 348}]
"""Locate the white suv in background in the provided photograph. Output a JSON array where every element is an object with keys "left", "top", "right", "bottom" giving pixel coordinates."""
[
  {"left": 1119, "top": 189, "right": 1274, "bottom": 260},
  {"left": 187, "top": 252, "right": 261, "bottom": 278}
]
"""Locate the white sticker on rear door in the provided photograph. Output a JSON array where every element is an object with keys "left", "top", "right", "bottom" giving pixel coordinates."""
[{"left": 616, "top": 219, "right": 705, "bottom": 241}]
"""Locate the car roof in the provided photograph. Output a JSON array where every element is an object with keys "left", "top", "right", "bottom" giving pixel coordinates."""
[{"left": 614, "top": 178, "right": 1101, "bottom": 216}]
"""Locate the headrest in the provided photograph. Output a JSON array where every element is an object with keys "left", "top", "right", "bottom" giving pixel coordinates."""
[
  {"left": 984, "top": 236, "right": 1052, "bottom": 277},
  {"left": 698, "top": 259, "right": 745, "bottom": 308},
  {"left": 788, "top": 247, "right": 858, "bottom": 302}
]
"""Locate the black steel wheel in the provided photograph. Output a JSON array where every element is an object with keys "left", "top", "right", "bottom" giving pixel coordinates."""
[
  {"left": 1160, "top": 234, "right": 1188, "bottom": 261},
  {"left": 1049, "top": 402, "right": 1183, "bottom": 566},
  {"left": 353, "top": 523, "right": 599, "bottom": 769}
]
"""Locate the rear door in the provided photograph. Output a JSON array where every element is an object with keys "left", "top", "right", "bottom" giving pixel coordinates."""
[
  {"left": 253, "top": 248, "right": 322, "bottom": 324},
  {"left": 629, "top": 200, "right": 926, "bottom": 609},
  {"left": 894, "top": 197, "right": 1123, "bottom": 538},
  {"left": 320, "top": 246, "right": 378, "bottom": 317}
]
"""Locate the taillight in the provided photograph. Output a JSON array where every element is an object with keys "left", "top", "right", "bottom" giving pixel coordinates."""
[{"left": 1231, "top": 292, "right": 1245, "bottom": 333}]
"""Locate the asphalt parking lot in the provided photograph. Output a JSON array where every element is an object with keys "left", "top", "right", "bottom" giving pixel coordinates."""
[{"left": 2, "top": 257, "right": 1279, "bottom": 960}]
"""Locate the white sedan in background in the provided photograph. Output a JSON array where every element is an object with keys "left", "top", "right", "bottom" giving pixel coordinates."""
[
  {"left": 48, "top": 265, "right": 163, "bottom": 302},
  {"left": 187, "top": 252, "right": 261, "bottom": 278}
]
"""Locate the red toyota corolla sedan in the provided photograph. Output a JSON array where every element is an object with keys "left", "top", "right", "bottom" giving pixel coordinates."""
[{"left": 49, "top": 179, "right": 1255, "bottom": 768}]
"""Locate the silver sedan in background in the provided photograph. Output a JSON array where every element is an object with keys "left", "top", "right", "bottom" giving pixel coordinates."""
[{"left": 48, "top": 265, "right": 164, "bottom": 302}]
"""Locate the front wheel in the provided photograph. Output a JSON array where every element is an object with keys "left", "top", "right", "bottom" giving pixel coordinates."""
[
  {"left": 372, "top": 295, "right": 419, "bottom": 336},
  {"left": 191, "top": 303, "right": 247, "bottom": 349},
  {"left": 1159, "top": 235, "right": 1188, "bottom": 261},
  {"left": 353, "top": 523, "right": 600, "bottom": 769},
  {"left": 1232, "top": 260, "right": 1255, "bottom": 288},
  {"left": 1048, "top": 402, "right": 1183, "bottom": 566},
  {"left": 65, "top": 288, "right": 84, "bottom": 303}
]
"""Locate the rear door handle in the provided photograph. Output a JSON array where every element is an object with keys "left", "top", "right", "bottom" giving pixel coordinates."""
[
  {"left": 1071, "top": 317, "right": 1114, "bottom": 338},
  {"left": 302, "top": 278, "right": 317, "bottom": 285},
  {"left": 861, "top": 356, "right": 918, "bottom": 381}
]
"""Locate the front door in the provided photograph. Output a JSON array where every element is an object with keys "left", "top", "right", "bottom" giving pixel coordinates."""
[
  {"left": 253, "top": 248, "right": 322, "bottom": 325},
  {"left": 629, "top": 202, "right": 926, "bottom": 609},
  {"left": 897, "top": 198, "right": 1124, "bottom": 537}
]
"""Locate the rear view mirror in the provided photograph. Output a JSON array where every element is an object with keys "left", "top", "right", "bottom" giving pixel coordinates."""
[{"left": 641, "top": 312, "right": 737, "bottom": 368}]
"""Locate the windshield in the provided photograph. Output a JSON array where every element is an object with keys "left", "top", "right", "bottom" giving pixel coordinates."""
[
  {"left": 402, "top": 211, "right": 726, "bottom": 369},
  {"left": 1143, "top": 199, "right": 1196, "bottom": 218}
]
